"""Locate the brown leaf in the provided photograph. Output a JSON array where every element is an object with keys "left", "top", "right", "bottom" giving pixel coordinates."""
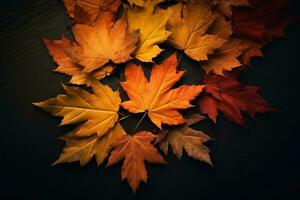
[
  {"left": 160, "top": 126, "right": 212, "bottom": 165},
  {"left": 184, "top": 113, "right": 206, "bottom": 126}
]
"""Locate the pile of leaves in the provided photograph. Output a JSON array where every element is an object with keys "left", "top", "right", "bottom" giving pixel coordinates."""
[{"left": 34, "top": 0, "right": 295, "bottom": 193}]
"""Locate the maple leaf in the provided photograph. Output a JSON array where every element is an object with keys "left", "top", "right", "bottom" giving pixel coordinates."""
[
  {"left": 166, "top": 1, "right": 226, "bottom": 62},
  {"left": 159, "top": 126, "right": 212, "bottom": 165},
  {"left": 202, "top": 39, "right": 250, "bottom": 74},
  {"left": 127, "top": 0, "right": 172, "bottom": 62},
  {"left": 232, "top": 0, "right": 294, "bottom": 64},
  {"left": 107, "top": 131, "right": 165, "bottom": 193},
  {"left": 213, "top": 0, "right": 250, "bottom": 16},
  {"left": 199, "top": 72, "right": 275, "bottom": 127},
  {"left": 127, "top": 0, "right": 164, "bottom": 7},
  {"left": 121, "top": 54, "right": 204, "bottom": 129},
  {"left": 43, "top": 36, "right": 113, "bottom": 86},
  {"left": 154, "top": 113, "right": 206, "bottom": 144},
  {"left": 63, "top": 0, "right": 121, "bottom": 24},
  {"left": 184, "top": 113, "right": 206, "bottom": 126},
  {"left": 54, "top": 123, "right": 126, "bottom": 166},
  {"left": 240, "top": 41, "right": 263, "bottom": 65},
  {"left": 72, "top": 5, "right": 139, "bottom": 73},
  {"left": 34, "top": 80, "right": 121, "bottom": 137},
  {"left": 201, "top": 15, "right": 249, "bottom": 74}
]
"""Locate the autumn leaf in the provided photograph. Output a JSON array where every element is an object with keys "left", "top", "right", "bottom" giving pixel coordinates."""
[
  {"left": 199, "top": 72, "right": 275, "bottom": 127},
  {"left": 43, "top": 36, "right": 113, "bottom": 86},
  {"left": 160, "top": 126, "right": 212, "bottom": 165},
  {"left": 127, "top": 0, "right": 164, "bottom": 7},
  {"left": 72, "top": 5, "right": 139, "bottom": 73},
  {"left": 232, "top": 0, "right": 294, "bottom": 64},
  {"left": 34, "top": 80, "right": 121, "bottom": 137},
  {"left": 240, "top": 41, "right": 263, "bottom": 65},
  {"left": 107, "top": 131, "right": 165, "bottom": 193},
  {"left": 167, "top": 1, "right": 226, "bottom": 62},
  {"left": 127, "top": 0, "right": 172, "bottom": 62},
  {"left": 54, "top": 123, "right": 126, "bottom": 166},
  {"left": 63, "top": 0, "right": 121, "bottom": 24},
  {"left": 202, "top": 39, "right": 250, "bottom": 74},
  {"left": 213, "top": 0, "right": 250, "bottom": 16},
  {"left": 184, "top": 113, "right": 206, "bottom": 126},
  {"left": 121, "top": 54, "right": 204, "bottom": 129},
  {"left": 154, "top": 113, "right": 206, "bottom": 144},
  {"left": 201, "top": 15, "right": 249, "bottom": 74}
]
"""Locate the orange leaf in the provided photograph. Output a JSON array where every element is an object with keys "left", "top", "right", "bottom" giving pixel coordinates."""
[
  {"left": 107, "top": 131, "right": 165, "bottom": 193},
  {"left": 121, "top": 54, "right": 205, "bottom": 128},
  {"left": 72, "top": 6, "right": 139, "bottom": 73},
  {"left": 199, "top": 72, "right": 275, "bottom": 127},
  {"left": 43, "top": 36, "right": 113, "bottom": 86},
  {"left": 63, "top": 0, "right": 121, "bottom": 24}
]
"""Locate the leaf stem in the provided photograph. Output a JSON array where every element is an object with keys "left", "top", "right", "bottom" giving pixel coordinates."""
[
  {"left": 118, "top": 112, "right": 126, "bottom": 117},
  {"left": 119, "top": 115, "right": 131, "bottom": 122},
  {"left": 134, "top": 111, "right": 148, "bottom": 132},
  {"left": 177, "top": 51, "right": 184, "bottom": 66}
]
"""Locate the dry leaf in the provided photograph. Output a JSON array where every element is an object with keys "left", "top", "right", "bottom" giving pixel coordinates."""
[
  {"left": 184, "top": 113, "right": 206, "bottom": 126},
  {"left": 107, "top": 131, "right": 166, "bottom": 193},
  {"left": 201, "top": 15, "right": 249, "bottom": 74},
  {"left": 213, "top": 0, "right": 250, "bottom": 16},
  {"left": 167, "top": 1, "right": 226, "bottom": 61},
  {"left": 160, "top": 126, "right": 212, "bottom": 165},
  {"left": 121, "top": 54, "right": 204, "bottom": 128},
  {"left": 128, "top": 0, "right": 164, "bottom": 7},
  {"left": 72, "top": 6, "right": 139, "bottom": 73},
  {"left": 34, "top": 80, "right": 121, "bottom": 137},
  {"left": 54, "top": 123, "right": 126, "bottom": 166},
  {"left": 63, "top": 0, "right": 121, "bottom": 24},
  {"left": 199, "top": 72, "right": 275, "bottom": 127},
  {"left": 127, "top": 0, "right": 172, "bottom": 62},
  {"left": 202, "top": 39, "right": 250, "bottom": 74},
  {"left": 43, "top": 36, "right": 113, "bottom": 86},
  {"left": 232, "top": 0, "right": 294, "bottom": 64}
]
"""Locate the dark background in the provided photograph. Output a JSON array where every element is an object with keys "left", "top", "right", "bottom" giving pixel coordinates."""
[{"left": 1, "top": 0, "right": 300, "bottom": 199}]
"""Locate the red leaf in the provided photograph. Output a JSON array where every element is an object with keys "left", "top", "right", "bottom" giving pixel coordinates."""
[
  {"left": 232, "top": 0, "right": 294, "bottom": 43},
  {"left": 199, "top": 72, "right": 275, "bottom": 127}
]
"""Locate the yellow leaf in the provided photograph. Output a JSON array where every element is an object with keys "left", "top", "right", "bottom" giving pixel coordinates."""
[
  {"left": 121, "top": 54, "right": 204, "bottom": 128},
  {"left": 167, "top": 1, "right": 226, "bottom": 61},
  {"left": 34, "top": 80, "right": 120, "bottom": 137},
  {"left": 127, "top": 0, "right": 172, "bottom": 62},
  {"left": 54, "top": 123, "right": 126, "bottom": 166},
  {"left": 159, "top": 126, "right": 212, "bottom": 165}
]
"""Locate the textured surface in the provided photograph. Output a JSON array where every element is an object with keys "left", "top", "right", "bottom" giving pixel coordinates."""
[{"left": 1, "top": 0, "right": 300, "bottom": 199}]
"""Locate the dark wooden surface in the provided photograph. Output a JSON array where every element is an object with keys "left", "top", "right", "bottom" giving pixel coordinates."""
[{"left": 1, "top": 0, "right": 300, "bottom": 199}]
